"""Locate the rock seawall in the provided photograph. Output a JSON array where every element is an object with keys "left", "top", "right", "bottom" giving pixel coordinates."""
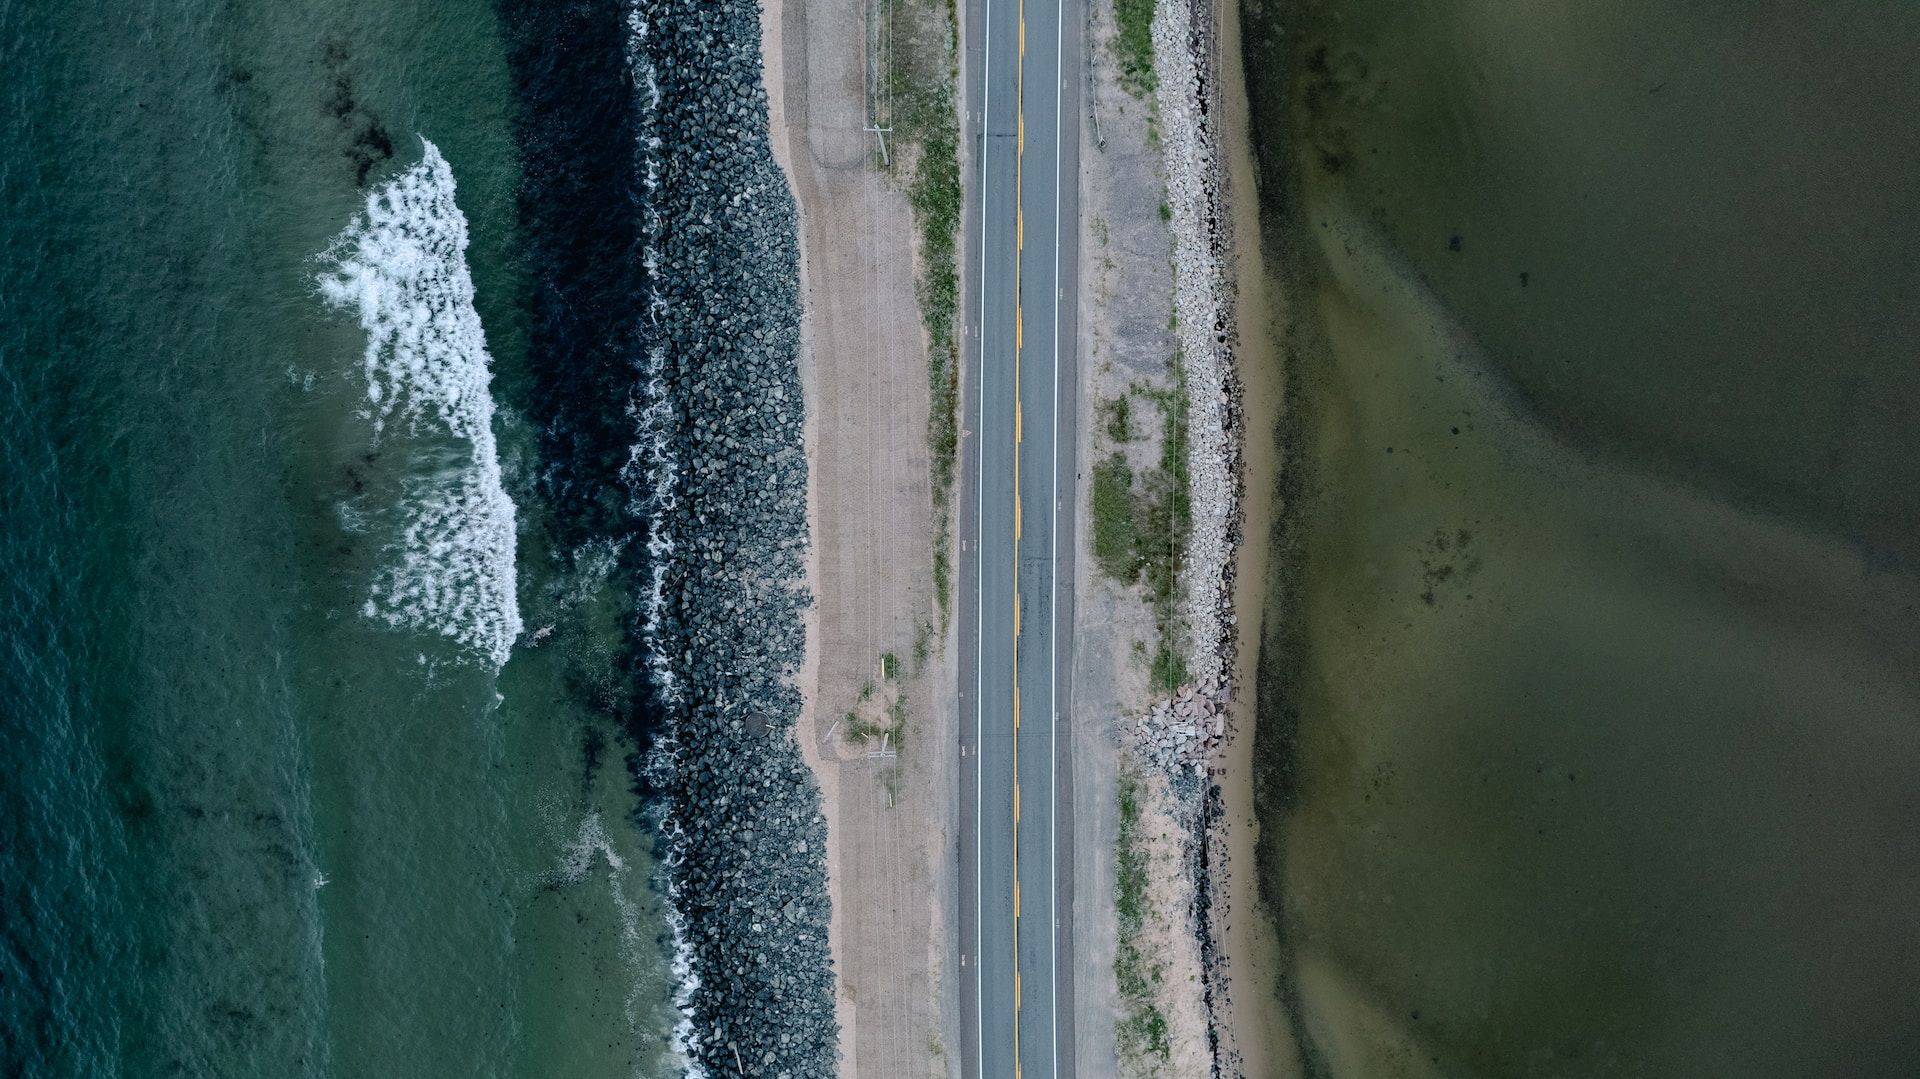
[
  {"left": 1144, "top": 0, "right": 1243, "bottom": 1073},
  {"left": 1153, "top": 0, "right": 1242, "bottom": 691},
  {"left": 639, "top": 0, "right": 838, "bottom": 1073}
]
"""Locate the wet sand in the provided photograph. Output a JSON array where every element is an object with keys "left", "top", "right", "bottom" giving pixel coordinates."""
[{"left": 1208, "top": 0, "right": 1294, "bottom": 1070}]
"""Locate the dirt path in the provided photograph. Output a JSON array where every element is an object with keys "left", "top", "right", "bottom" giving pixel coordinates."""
[{"left": 762, "top": 0, "right": 957, "bottom": 1073}]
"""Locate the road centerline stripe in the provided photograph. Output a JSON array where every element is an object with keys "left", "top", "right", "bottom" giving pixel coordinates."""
[{"left": 1011, "top": 0, "right": 1026, "bottom": 1069}]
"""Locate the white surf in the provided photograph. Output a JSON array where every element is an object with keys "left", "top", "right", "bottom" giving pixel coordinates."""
[{"left": 318, "top": 138, "right": 522, "bottom": 669}]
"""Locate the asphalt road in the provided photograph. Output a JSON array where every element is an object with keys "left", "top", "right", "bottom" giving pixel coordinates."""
[{"left": 956, "top": 0, "right": 1083, "bottom": 1069}]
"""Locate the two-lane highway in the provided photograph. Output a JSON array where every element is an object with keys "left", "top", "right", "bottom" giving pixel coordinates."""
[{"left": 956, "top": 0, "right": 1083, "bottom": 1067}]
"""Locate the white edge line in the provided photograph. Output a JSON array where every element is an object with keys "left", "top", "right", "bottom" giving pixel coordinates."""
[
  {"left": 1048, "top": 0, "right": 1065, "bottom": 1069},
  {"left": 973, "top": 0, "right": 992, "bottom": 1071}
]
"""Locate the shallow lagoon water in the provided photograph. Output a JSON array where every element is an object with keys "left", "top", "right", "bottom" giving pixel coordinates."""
[{"left": 1243, "top": 2, "right": 1920, "bottom": 1074}]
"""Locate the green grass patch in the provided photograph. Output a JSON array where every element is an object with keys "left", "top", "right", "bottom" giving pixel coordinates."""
[
  {"left": 1113, "top": 0, "right": 1157, "bottom": 98},
  {"left": 1137, "top": 358, "right": 1192, "bottom": 694},
  {"left": 934, "top": 542, "right": 952, "bottom": 619},
  {"left": 1135, "top": 361, "right": 1192, "bottom": 611},
  {"left": 1100, "top": 394, "right": 1136, "bottom": 442},
  {"left": 887, "top": 697, "right": 908, "bottom": 739},
  {"left": 1092, "top": 452, "right": 1141, "bottom": 581},
  {"left": 888, "top": 0, "right": 964, "bottom": 621},
  {"left": 912, "top": 619, "right": 935, "bottom": 673},
  {"left": 1117, "top": 770, "right": 1145, "bottom": 925},
  {"left": 1150, "top": 643, "right": 1188, "bottom": 693},
  {"left": 1115, "top": 766, "right": 1171, "bottom": 1061},
  {"left": 1091, "top": 356, "right": 1195, "bottom": 693}
]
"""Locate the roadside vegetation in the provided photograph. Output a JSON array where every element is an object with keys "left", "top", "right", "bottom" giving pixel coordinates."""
[
  {"left": 843, "top": 708, "right": 906, "bottom": 745},
  {"left": 1115, "top": 765, "right": 1171, "bottom": 1062},
  {"left": 1089, "top": 355, "right": 1194, "bottom": 694},
  {"left": 844, "top": 652, "right": 909, "bottom": 747},
  {"left": 1092, "top": 452, "right": 1140, "bottom": 577},
  {"left": 1101, "top": 392, "right": 1135, "bottom": 441},
  {"left": 887, "top": 0, "right": 963, "bottom": 620},
  {"left": 1113, "top": 0, "right": 1157, "bottom": 98}
]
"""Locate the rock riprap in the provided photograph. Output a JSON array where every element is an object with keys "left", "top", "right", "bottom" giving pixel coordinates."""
[
  {"left": 1153, "top": 0, "right": 1243, "bottom": 691},
  {"left": 1129, "top": 681, "right": 1229, "bottom": 775},
  {"left": 637, "top": 0, "right": 837, "bottom": 1073}
]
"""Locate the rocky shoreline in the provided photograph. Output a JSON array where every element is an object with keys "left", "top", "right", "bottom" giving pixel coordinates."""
[
  {"left": 1140, "top": 0, "right": 1246, "bottom": 1072},
  {"left": 638, "top": 0, "right": 838, "bottom": 1073},
  {"left": 1154, "top": 0, "right": 1243, "bottom": 693}
]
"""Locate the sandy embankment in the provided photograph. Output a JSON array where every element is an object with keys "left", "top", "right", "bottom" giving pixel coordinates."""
[
  {"left": 1205, "top": 0, "right": 1294, "bottom": 1070},
  {"left": 1072, "top": 0, "right": 1259, "bottom": 1067},
  {"left": 757, "top": 0, "right": 853, "bottom": 1061},
  {"left": 760, "top": 0, "right": 959, "bottom": 1073}
]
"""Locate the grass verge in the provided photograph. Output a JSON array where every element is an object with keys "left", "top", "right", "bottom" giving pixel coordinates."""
[
  {"left": 889, "top": 0, "right": 963, "bottom": 622},
  {"left": 1092, "top": 451, "right": 1141, "bottom": 579},
  {"left": 1113, "top": 0, "right": 1157, "bottom": 98},
  {"left": 1090, "top": 359, "right": 1193, "bottom": 695},
  {"left": 1115, "top": 764, "right": 1171, "bottom": 1061},
  {"left": 1136, "top": 357, "right": 1192, "bottom": 696}
]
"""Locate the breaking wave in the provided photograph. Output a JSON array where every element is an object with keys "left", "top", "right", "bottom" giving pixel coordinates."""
[
  {"left": 318, "top": 139, "right": 522, "bottom": 668},
  {"left": 622, "top": 2, "right": 682, "bottom": 710},
  {"left": 620, "top": 9, "right": 704, "bottom": 1073}
]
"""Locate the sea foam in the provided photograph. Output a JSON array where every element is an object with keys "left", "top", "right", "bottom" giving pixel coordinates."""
[
  {"left": 318, "top": 139, "right": 522, "bottom": 669},
  {"left": 620, "top": 8, "right": 706, "bottom": 1073}
]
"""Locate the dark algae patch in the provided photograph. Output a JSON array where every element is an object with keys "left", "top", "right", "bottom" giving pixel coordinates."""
[{"left": 1242, "top": 1, "right": 1920, "bottom": 1075}]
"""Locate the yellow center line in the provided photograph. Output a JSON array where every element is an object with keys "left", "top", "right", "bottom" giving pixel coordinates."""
[{"left": 1010, "top": 0, "right": 1027, "bottom": 1072}]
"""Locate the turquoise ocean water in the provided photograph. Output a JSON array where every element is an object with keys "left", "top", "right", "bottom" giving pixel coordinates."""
[{"left": 1, "top": 2, "right": 684, "bottom": 1074}]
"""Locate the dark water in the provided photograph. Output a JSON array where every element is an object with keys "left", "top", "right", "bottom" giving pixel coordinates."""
[
  {"left": 0, "top": 2, "right": 684, "bottom": 1075},
  {"left": 1243, "top": 1, "right": 1920, "bottom": 1075}
]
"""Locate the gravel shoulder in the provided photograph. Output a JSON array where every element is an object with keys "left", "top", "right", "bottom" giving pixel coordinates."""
[
  {"left": 1074, "top": 0, "right": 1270, "bottom": 1071},
  {"left": 1070, "top": 0, "right": 1203, "bottom": 1073},
  {"left": 763, "top": 0, "right": 959, "bottom": 1073}
]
